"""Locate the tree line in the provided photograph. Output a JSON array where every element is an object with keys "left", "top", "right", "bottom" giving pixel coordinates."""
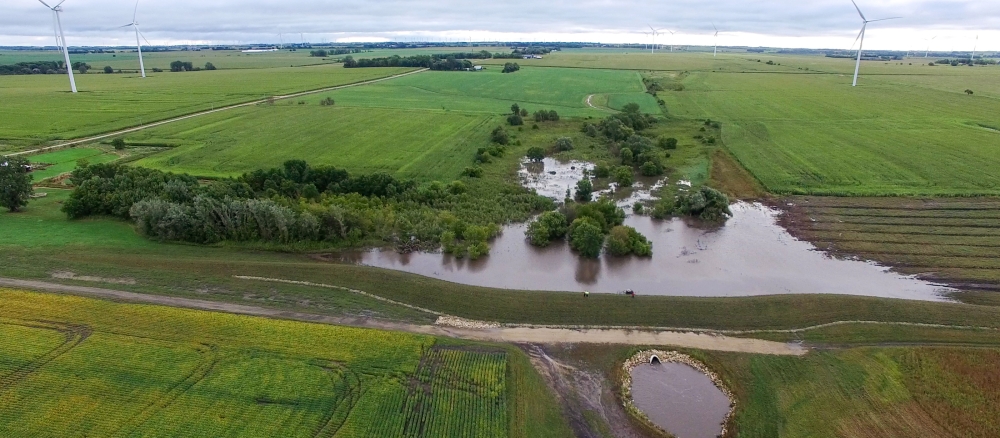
[{"left": 342, "top": 55, "right": 475, "bottom": 71}]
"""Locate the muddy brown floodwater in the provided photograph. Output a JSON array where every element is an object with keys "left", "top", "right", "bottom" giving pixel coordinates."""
[
  {"left": 334, "top": 159, "right": 950, "bottom": 301},
  {"left": 630, "top": 363, "right": 731, "bottom": 438}
]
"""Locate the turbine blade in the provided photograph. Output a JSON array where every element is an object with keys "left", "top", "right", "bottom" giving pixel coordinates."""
[
  {"left": 850, "top": 26, "right": 864, "bottom": 51},
  {"left": 138, "top": 29, "right": 152, "bottom": 47},
  {"left": 133, "top": 0, "right": 140, "bottom": 22},
  {"left": 712, "top": 22, "right": 718, "bottom": 32},
  {"left": 53, "top": 0, "right": 66, "bottom": 8},
  {"left": 37, "top": 0, "right": 54, "bottom": 9},
  {"left": 119, "top": 23, "right": 134, "bottom": 28},
  {"left": 867, "top": 17, "right": 901, "bottom": 23},
  {"left": 851, "top": 0, "right": 867, "bottom": 21}
]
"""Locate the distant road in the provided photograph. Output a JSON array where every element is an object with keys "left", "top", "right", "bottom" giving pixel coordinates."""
[
  {"left": 9, "top": 68, "right": 430, "bottom": 158},
  {"left": 0, "top": 277, "right": 805, "bottom": 356}
]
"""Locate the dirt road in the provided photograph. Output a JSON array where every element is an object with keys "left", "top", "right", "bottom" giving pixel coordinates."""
[
  {"left": 9, "top": 68, "right": 429, "bottom": 158},
  {"left": 0, "top": 277, "right": 805, "bottom": 355}
]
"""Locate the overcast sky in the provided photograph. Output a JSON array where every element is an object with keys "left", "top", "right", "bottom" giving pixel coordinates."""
[{"left": 2, "top": 0, "right": 997, "bottom": 51}]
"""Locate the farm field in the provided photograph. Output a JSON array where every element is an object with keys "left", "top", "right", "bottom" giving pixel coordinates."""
[
  {"left": 133, "top": 107, "right": 497, "bottom": 179},
  {"left": 657, "top": 61, "right": 1000, "bottom": 196},
  {"left": 713, "top": 347, "right": 1000, "bottom": 438},
  {"left": 0, "top": 289, "right": 570, "bottom": 437},
  {"left": 777, "top": 196, "right": 1000, "bottom": 301},
  {"left": 126, "top": 66, "right": 658, "bottom": 178},
  {"left": 0, "top": 65, "right": 413, "bottom": 150}
]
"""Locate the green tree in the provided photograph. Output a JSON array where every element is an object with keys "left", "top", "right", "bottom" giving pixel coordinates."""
[
  {"left": 0, "top": 156, "right": 33, "bottom": 212},
  {"left": 111, "top": 138, "right": 126, "bottom": 150},
  {"left": 575, "top": 178, "right": 593, "bottom": 202},
  {"left": 658, "top": 136, "right": 678, "bottom": 150},
  {"left": 507, "top": 114, "right": 524, "bottom": 126},
  {"left": 526, "top": 147, "right": 545, "bottom": 162},
  {"left": 103, "top": 65, "right": 114, "bottom": 74},
  {"left": 614, "top": 167, "right": 633, "bottom": 187},
  {"left": 620, "top": 148, "right": 633, "bottom": 165},
  {"left": 510, "top": 103, "right": 520, "bottom": 115},
  {"left": 205, "top": 62, "right": 217, "bottom": 70},
  {"left": 555, "top": 137, "right": 574, "bottom": 152},
  {"left": 569, "top": 218, "right": 605, "bottom": 258},
  {"left": 491, "top": 126, "right": 510, "bottom": 144}
]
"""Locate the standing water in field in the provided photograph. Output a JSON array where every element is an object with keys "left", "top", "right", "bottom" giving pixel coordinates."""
[
  {"left": 333, "top": 159, "right": 950, "bottom": 300},
  {"left": 630, "top": 362, "right": 731, "bottom": 438}
]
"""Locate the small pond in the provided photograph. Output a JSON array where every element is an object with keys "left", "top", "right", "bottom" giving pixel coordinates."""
[
  {"left": 333, "top": 158, "right": 950, "bottom": 301},
  {"left": 631, "top": 362, "right": 731, "bottom": 438}
]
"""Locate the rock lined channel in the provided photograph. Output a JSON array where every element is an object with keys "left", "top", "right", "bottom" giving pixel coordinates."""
[{"left": 333, "top": 158, "right": 951, "bottom": 301}]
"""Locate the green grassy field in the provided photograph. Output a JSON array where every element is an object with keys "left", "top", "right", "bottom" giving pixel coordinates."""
[
  {"left": 132, "top": 107, "right": 497, "bottom": 179},
  {"left": 27, "top": 147, "right": 119, "bottom": 180},
  {"left": 0, "top": 289, "right": 571, "bottom": 437},
  {"left": 0, "top": 65, "right": 412, "bottom": 151},
  {"left": 125, "top": 66, "right": 658, "bottom": 178},
  {"left": 708, "top": 347, "right": 1000, "bottom": 438}
]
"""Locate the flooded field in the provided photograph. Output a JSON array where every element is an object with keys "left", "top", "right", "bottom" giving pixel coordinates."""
[
  {"left": 333, "top": 159, "right": 950, "bottom": 301},
  {"left": 630, "top": 362, "right": 731, "bottom": 438}
]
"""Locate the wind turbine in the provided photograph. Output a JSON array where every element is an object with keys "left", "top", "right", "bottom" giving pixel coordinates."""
[
  {"left": 648, "top": 25, "right": 668, "bottom": 53},
  {"left": 972, "top": 35, "right": 978, "bottom": 61},
  {"left": 37, "top": 0, "right": 77, "bottom": 93},
  {"left": 849, "top": 0, "right": 900, "bottom": 87},
  {"left": 119, "top": 0, "right": 149, "bottom": 78},
  {"left": 712, "top": 23, "right": 720, "bottom": 57},
  {"left": 925, "top": 36, "right": 936, "bottom": 58},
  {"left": 667, "top": 30, "right": 676, "bottom": 52}
]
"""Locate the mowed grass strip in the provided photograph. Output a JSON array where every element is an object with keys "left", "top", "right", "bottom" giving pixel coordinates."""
[
  {"left": 133, "top": 106, "right": 497, "bottom": 180},
  {"left": 0, "top": 289, "right": 570, "bottom": 437},
  {"left": 0, "top": 65, "right": 413, "bottom": 149}
]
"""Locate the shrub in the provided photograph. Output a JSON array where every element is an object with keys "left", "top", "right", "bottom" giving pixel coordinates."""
[
  {"left": 111, "top": 138, "right": 126, "bottom": 150},
  {"left": 527, "top": 211, "right": 568, "bottom": 247},
  {"left": 526, "top": 147, "right": 545, "bottom": 162},
  {"left": 491, "top": 127, "right": 510, "bottom": 145},
  {"left": 319, "top": 97, "right": 335, "bottom": 106},
  {"left": 507, "top": 114, "right": 524, "bottom": 126},
  {"left": 205, "top": 62, "right": 217, "bottom": 70},
  {"left": 640, "top": 161, "right": 660, "bottom": 177},
  {"left": 658, "top": 136, "right": 678, "bottom": 150},
  {"left": 569, "top": 218, "right": 604, "bottom": 258},
  {"left": 614, "top": 167, "right": 633, "bottom": 187},
  {"left": 606, "top": 225, "right": 652, "bottom": 257},
  {"left": 594, "top": 163, "right": 612, "bottom": 179},
  {"left": 169, "top": 60, "right": 194, "bottom": 72},
  {"left": 103, "top": 65, "right": 114, "bottom": 74},
  {"left": 965, "top": 89, "right": 974, "bottom": 95},
  {"left": 151, "top": 68, "right": 163, "bottom": 73},
  {"left": 502, "top": 62, "right": 520, "bottom": 73},
  {"left": 620, "top": 148, "right": 633, "bottom": 165},
  {"left": 633, "top": 202, "right": 644, "bottom": 214},
  {"left": 582, "top": 123, "right": 600, "bottom": 137},
  {"left": 554, "top": 137, "right": 574, "bottom": 152},
  {"left": 675, "top": 186, "right": 732, "bottom": 221},
  {"left": 575, "top": 178, "right": 593, "bottom": 202},
  {"left": 462, "top": 166, "right": 484, "bottom": 178}
]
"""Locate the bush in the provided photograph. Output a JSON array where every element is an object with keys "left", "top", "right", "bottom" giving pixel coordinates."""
[
  {"left": 640, "top": 161, "right": 661, "bottom": 177},
  {"left": 205, "top": 62, "right": 217, "bottom": 71},
  {"left": 606, "top": 225, "right": 652, "bottom": 257},
  {"left": 582, "top": 123, "right": 600, "bottom": 137},
  {"left": 320, "top": 97, "right": 335, "bottom": 106},
  {"left": 151, "top": 68, "right": 163, "bottom": 73},
  {"left": 554, "top": 137, "right": 574, "bottom": 152},
  {"left": 491, "top": 126, "right": 510, "bottom": 145},
  {"left": 675, "top": 186, "right": 732, "bottom": 221},
  {"left": 575, "top": 178, "right": 593, "bottom": 202},
  {"left": 593, "top": 163, "right": 611, "bottom": 179},
  {"left": 534, "top": 110, "right": 560, "bottom": 122},
  {"left": 502, "top": 62, "right": 520, "bottom": 73},
  {"left": 965, "top": 89, "right": 974, "bottom": 95},
  {"left": 462, "top": 166, "right": 484, "bottom": 178},
  {"left": 614, "top": 167, "right": 633, "bottom": 187},
  {"left": 658, "top": 136, "right": 678, "bottom": 150},
  {"left": 169, "top": 60, "right": 194, "bottom": 72},
  {"left": 0, "top": 156, "right": 33, "bottom": 212},
  {"left": 507, "top": 114, "right": 524, "bottom": 126},
  {"left": 620, "top": 148, "right": 633, "bottom": 165},
  {"left": 569, "top": 218, "right": 605, "bottom": 258},
  {"left": 447, "top": 180, "right": 466, "bottom": 195},
  {"left": 111, "top": 138, "right": 126, "bottom": 150},
  {"left": 526, "top": 147, "right": 545, "bottom": 162},
  {"left": 527, "top": 211, "right": 568, "bottom": 247},
  {"left": 103, "top": 66, "right": 114, "bottom": 74},
  {"left": 310, "top": 49, "right": 328, "bottom": 57}
]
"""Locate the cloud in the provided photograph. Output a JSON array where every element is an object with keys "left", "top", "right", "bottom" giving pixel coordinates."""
[{"left": 1, "top": 0, "right": 998, "bottom": 49}]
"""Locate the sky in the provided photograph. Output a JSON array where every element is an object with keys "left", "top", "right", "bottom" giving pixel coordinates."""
[{"left": 2, "top": 0, "right": 998, "bottom": 52}]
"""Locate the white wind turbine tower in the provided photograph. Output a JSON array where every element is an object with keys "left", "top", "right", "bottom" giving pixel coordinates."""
[
  {"left": 925, "top": 36, "right": 936, "bottom": 58},
  {"left": 648, "top": 25, "right": 667, "bottom": 53},
  {"left": 972, "top": 35, "right": 978, "bottom": 61},
  {"left": 849, "top": 0, "right": 900, "bottom": 87},
  {"left": 37, "top": 0, "right": 77, "bottom": 92},
  {"left": 712, "top": 23, "right": 720, "bottom": 57},
  {"left": 119, "top": 0, "right": 150, "bottom": 78},
  {"left": 667, "top": 30, "right": 676, "bottom": 52}
]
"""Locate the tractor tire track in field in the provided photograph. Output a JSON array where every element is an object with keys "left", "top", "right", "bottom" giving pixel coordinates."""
[
  {"left": 0, "top": 320, "right": 91, "bottom": 396},
  {"left": 312, "top": 364, "right": 362, "bottom": 438},
  {"left": 9, "top": 69, "right": 430, "bottom": 158},
  {"left": 108, "top": 343, "right": 219, "bottom": 436}
]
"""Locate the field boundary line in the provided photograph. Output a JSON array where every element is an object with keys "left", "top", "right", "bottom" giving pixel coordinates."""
[{"left": 8, "top": 68, "right": 430, "bottom": 158}]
